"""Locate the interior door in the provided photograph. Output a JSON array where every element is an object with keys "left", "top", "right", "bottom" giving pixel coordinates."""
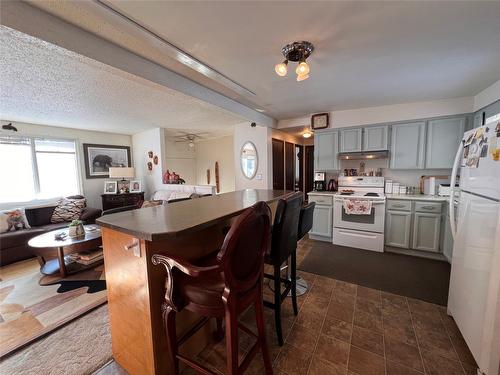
[
  {"left": 304, "top": 145, "right": 314, "bottom": 194},
  {"left": 295, "top": 145, "right": 303, "bottom": 192},
  {"left": 285, "top": 142, "right": 295, "bottom": 191},
  {"left": 272, "top": 138, "right": 284, "bottom": 190}
]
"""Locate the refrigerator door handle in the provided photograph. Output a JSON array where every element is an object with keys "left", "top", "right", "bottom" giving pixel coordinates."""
[{"left": 449, "top": 140, "right": 464, "bottom": 240}]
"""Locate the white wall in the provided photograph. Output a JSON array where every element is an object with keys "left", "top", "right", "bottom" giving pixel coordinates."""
[
  {"left": 233, "top": 123, "right": 272, "bottom": 190},
  {"left": 0, "top": 120, "right": 132, "bottom": 209},
  {"left": 132, "top": 127, "right": 165, "bottom": 199},
  {"left": 164, "top": 137, "right": 196, "bottom": 185},
  {"left": 195, "top": 136, "right": 235, "bottom": 193},
  {"left": 278, "top": 97, "right": 474, "bottom": 129},
  {"left": 473, "top": 80, "right": 500, "bottom": 112}
]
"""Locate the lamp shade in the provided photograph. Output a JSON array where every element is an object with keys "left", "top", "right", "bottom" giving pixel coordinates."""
[{"left": 109, "top": 167, "right": 135, "bottom": 179}]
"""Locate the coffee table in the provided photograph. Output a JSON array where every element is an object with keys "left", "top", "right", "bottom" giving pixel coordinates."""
[{"left": 28, "top": 225, "right": 102, "bottom": 278}]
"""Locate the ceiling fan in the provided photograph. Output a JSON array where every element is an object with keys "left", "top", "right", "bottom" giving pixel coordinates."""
[{"left": 173, "top": 132, "right": 210, "bottom": 148}]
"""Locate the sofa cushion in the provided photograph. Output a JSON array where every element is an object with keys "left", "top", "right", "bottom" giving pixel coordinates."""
[
  {"left": 51, "top": 197, "right": 86, "bottom": 223},
  {"left": 0, "top": 208, "right": 31, "bottom": 233},
  {"left": 25, "top": 205, "right": 57, "bottom": 227},
  {"left": 0, "top": 228, "right": 46, "bottom": 249}
]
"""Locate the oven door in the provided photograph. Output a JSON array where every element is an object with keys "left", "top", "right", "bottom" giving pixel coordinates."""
[{"left": 333, "top": 197, "right": 386, "bottom": 233}]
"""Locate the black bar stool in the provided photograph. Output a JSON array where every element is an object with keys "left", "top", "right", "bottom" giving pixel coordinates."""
[{"left": 263, "top": 192, "right": 303, "bottom": 345}]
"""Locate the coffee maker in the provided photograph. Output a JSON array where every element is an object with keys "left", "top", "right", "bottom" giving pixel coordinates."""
[{"left": 314, "top": 172, "right": 326, "bottom": 191}]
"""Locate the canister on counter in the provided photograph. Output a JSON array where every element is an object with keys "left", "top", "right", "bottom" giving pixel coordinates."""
[
  {"left": 385, "top": 180, "right": 393, "bottom": 194},
  {"left": 392, "top": 182, "right": 400, "bottom": 194}
]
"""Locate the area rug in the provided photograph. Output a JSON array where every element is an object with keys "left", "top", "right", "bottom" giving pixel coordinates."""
[
  {"left": 299, "top": 241, "right": 450, "bottom": 305},
  {"left": 0, "top": 305, "right": 111, "bottom": 375},
  {"left": 0, "top": 258, "right": 107, "bottom": 357}
]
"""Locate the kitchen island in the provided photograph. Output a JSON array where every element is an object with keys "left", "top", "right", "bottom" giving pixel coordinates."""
[{"left": 96, "top": 189, "right": 293, "bottom": 375}]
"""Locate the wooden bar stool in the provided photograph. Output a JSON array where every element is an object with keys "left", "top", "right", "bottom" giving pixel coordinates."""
[
  {"left": 263, "top": 192, "right": 303, "bottom": 346},
  {"left": 152, "top": 201, "right": 273, "bottom": 375}
]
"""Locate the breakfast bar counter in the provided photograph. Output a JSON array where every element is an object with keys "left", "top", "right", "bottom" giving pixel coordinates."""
[{"left": 96, "top": 189, "right": 292, "bottom": 375}]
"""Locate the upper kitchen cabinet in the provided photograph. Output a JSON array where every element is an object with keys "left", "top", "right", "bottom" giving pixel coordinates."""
[
  {"left": 314, "top": 130, "right": 339, "bottom": 171},
  {"left": 390, "top": 122, "right": 426, "bottom": 169},
  {"left": 426, "top": 117, "right": 465, "bottom": 169},
  {"left": 363, "top": 125, "right": 389, "bottom": 151},
  {"left": 339, "top": 128, "right": 362, "bottom": 152}
]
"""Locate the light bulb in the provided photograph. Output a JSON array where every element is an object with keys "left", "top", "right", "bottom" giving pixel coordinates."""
[
  {"left": 295, "top": 61, "right": 310, "bottom": 75},
  {"left": 296, "top": 73, "right": 309, "bottom": 82},
  {"left": 275, "top": 61, "right": 288, "bottom": 76}
]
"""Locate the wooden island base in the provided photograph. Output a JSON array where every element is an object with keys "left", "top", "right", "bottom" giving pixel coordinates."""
[{"left": 98, "top": 190, "right": 289, "bottom": 375}]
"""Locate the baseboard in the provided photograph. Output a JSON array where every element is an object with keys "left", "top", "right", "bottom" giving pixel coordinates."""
[{"left": 385, "top": 246, "right": 448, "bottom": 261}]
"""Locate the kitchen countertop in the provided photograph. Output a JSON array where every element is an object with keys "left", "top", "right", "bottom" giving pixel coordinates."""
[
  {"left": 307, "top": 191, "right": 337, "bottom": 196},
  {"left": 386, "top": 194, "right": 449, "bottom": 202},
  {"left": 97, "top": 189, "right": 294, "bottom": 241}
]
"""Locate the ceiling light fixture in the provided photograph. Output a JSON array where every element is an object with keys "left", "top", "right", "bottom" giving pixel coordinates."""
[
  {"left": 275, "top": 41, "right": 314, "bottom": 82},
  {"left": 302, "top": 131, "right": 312, "bottom": 139}
]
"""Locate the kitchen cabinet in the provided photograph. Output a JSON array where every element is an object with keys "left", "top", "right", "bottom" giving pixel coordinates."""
[
  {"left": 426, "top": 117, "right": 465, "bottom": 169},
  {"left": 363, "top": 125, "right": 389, "bottom": 151},
  {"left": 310, "top": 204, "right": 333, "bottom": 238},
  {"left": 339, "top": 128, "right": 362, "bottom": 153},
  {"left": 314, "top": 130, "right": 339, "bottom": 171},
  {"left": 412, "top": 212, "right": 441, "bottom": 252},
  {"left": 385, "top": 210, "right": 412, "bottom": 248},
  {"left": 390, "top": 122, "right": 426, "bottom": 169}
]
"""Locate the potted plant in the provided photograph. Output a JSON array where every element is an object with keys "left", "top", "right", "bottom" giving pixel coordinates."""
[{"left": 68, "top": 219, "right": 85, "bottom": 238}]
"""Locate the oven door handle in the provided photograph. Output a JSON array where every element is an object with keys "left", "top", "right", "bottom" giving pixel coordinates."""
[{"left": 334, "top": 198, "right": 385, "bottom": 205}]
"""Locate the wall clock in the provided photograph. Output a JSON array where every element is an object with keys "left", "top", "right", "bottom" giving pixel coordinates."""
[{"left": 311, "top": 113, "right": 329, "bottom": 130}]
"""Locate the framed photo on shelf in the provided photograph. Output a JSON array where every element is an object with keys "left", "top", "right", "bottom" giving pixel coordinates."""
[
  {"left": 129, "top": 180, "right": 142, "bottom": 193},
  {"left": 103, "top": 180, "right": 117, "bottom": 194},
  {"left": 311, "top": 113, "right": 329, "bottom": 130},
  {"left": 83, "top": 143, "right": 131, "bottom": 179}
]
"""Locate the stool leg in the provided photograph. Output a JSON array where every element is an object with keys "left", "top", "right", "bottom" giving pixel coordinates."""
[
  {"left": 290, "top": 251, "right": 298, "bottom": 316},
  {"left": 225, "top": 300, "right": 239, "bottom": 375},
  {"left": 214, "top": 317, "right": 224, "bottom": 341},
  {"left": 163, "top": 306, "right": 179, "bottom": 375},
  {"left": 273, "top": 264, "right": 283, "bottom": 346},
  {"left": 255, "top": 291, "right": 273, "bottom": 374}
]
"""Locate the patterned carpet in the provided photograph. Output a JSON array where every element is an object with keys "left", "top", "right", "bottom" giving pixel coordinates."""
[{"left": 0, "top": 258, "right": 107, "bottom": 357}]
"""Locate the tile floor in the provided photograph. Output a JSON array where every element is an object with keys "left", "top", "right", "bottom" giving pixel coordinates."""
[{"left": 96, "top": 239, "right": 478, "bottom": 375}]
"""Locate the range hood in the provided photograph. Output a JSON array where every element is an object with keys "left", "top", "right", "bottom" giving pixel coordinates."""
[{"left": 338, "top": 150, "right": 389, "bottom": 160}]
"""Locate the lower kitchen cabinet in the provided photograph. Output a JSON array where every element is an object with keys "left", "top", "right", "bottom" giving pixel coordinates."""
[
  {"left": 310, "top": 204, "right": 333, "bottom": 238},
  {"left": 411, "top": 212, "right": 441, "bottom": 252},
  {"left": 385, "top": 210, "right": 412, "bottom": 248}
]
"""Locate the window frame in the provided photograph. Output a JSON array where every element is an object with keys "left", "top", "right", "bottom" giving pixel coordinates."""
[{"left": 0, "top": 134, "right": 83, "bottom": 208}]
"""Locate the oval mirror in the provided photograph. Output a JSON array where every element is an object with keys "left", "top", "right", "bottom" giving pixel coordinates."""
[{"left": 240, "top": 141, "right": 258, "bottom": 179}]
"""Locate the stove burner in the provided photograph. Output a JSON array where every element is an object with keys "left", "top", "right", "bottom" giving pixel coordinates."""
[
  {"left": 340, "top": 192, "right": 354, "bottom": 195},
  {"left": 364, "top": 192, "right": 379, "bottom": 197}
]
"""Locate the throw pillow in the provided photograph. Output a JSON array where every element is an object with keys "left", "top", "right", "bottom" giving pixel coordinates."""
[
  {"left": 51, "top": 197, "right": 86, "bottom": 223},
  {"left": 0, "top": 208, "right": 31, "bottom": 233},
  {"left": 141, "top": 200, "right": 162, "bottom": 208}
]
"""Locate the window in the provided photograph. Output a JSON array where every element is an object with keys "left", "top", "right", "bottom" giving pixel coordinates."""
[{"left": 0, "top": 136, "right": 80, "bottom": 203}]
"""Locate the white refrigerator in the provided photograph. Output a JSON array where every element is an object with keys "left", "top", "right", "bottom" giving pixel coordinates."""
[{"left": 448, "top": 117, "right": 500, "bottom": 375}]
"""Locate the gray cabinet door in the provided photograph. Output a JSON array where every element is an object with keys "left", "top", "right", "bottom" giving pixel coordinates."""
[
  {"left": 363, "top": 125, "right": 389, "bottom": 151},
  {"left": 340, "top": 128, "right": 362, "bottom": 152},
  {"left": 412, "top": 212, "right": 441, "bottom": 252},
  {"left": 315, "top": 131, "right": 339, "bottom": 171},
  {"left": 310, "top": 205, "right": 332, "bottom": 237},
  {"left": 426, "top": 117, "right": 465, "bottom": 169},
  {"left": 385, "top": 210, "right": 412, "bottom": 248},
  {"left": 390, "top": 122, "right": 426, "bottom": 169}
]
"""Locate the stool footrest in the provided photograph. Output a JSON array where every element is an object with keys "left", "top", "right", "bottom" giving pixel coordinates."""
[
  {"left": 178, "top": 317, "right": 210, "bottom": 347},
  {"left": 177, "top": 354, "right": 217, "bottom": 375},
  {"left": 238, "top": 322, "right": 258, "bottom": 338},
  {"left": 239, "top": 342, "right": 260, "bottom": 374}
]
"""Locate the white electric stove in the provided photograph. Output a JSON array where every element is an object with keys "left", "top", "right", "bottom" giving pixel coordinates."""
[{"left": 333, "top": 177, "right": 386, "bottom": 252}]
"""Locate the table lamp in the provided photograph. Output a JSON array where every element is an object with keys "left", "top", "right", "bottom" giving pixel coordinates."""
[{"left": 109, "top": 167, "right": 135, "bottom": 181}]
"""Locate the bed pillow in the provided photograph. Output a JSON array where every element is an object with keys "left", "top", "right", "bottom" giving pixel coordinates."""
[
  {"left": 51, "top": 197, "right": 86, "bottom": 223},
  {"left": 0, "top": 208, "right": 31, "bottom": 233}
]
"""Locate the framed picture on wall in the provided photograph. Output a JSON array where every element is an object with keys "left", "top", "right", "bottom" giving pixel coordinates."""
[{"left": 83, "top": 143, "right": 131, "bottom": 179}]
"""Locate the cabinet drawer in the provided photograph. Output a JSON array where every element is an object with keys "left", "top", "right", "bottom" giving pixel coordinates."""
[
  {"left": 387, "top": 200, "right": 411, "bottom": 211},
  {"left": 415, "top": 201, "right": 442, "bottom": 213},
  {"left": 308, "top": 195, "right": 333, "bottom": 205}
]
